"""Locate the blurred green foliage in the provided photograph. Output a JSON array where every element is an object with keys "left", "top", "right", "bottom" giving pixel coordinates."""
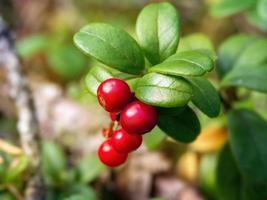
[
  {"left": 209, "top": 0, "right": 267, "bottom": 31},
  {"left": 41, "top": 141, "right": 103, "bottom": 199},
  {"left": 17, "top": 34, "right": 88, "bottom": 81}
]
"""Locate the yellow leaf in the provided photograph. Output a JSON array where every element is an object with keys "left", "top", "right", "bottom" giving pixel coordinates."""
[
  {"left": 189, "top": 126, "right": 227, "bottom": 153},
  {"left": 177, "top": 151, "right": 198, "bottom": 183},
  {"left": 0, "top": 139, "right": 22, "bottom": 155}
]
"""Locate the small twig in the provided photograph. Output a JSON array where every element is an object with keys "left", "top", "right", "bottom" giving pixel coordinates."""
[
  {"left": 0, "top": 17, "right": 45, "bottom": 200},
  {"left": 219, "top": 93, "right": 232, "bottom": 112},
  {"left": 219, "top": 87, "right": 238, "bottom": 113},
  {"left": 112, "top": 121, "right": 119, "bottom": 132}
]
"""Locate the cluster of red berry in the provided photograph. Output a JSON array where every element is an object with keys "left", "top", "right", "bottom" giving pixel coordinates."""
[{"left": 97, "top": 78, "right": 158, "bottom": 167}]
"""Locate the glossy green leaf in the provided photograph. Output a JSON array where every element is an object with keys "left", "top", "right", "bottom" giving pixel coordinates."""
[
  {"left": 216, "top": 144, "right": 242, "bottom": 200},
  {"left": 221, "top": 64, "right": 267, "bottom": 93},
  {"left": 84, "top": 66, "right": 113, "bottom": 95},
  {"left": 169, "top": 51, "right": 214, "bottom": 71},
  {"left": 158, "top": 106, "right": 200, "bottom": 143},
  {"left": 126, "top": 78, "right": 140, "bottom": 91},
  {"left": 210, "top": 0, "right": 255, "bottom": 17},
  {"left": 135, "top": 73, "right": 193, "bottom": 107},
  {"left": 217, "top": 34, "right": 257, "bottom": 78},
  {"left": 149, "top": 50, "right": 214, "bottom": 77},
  {"left": 136, "top": 2, "right": 180, "bottom": 65},
  {"left": 228, "top": 109, "right": 267, "bottom": 183},
  {"left": 234, "top": 38, "right": 267, "bottom": 68},
  {"left": 156, "top": 106, "right": 185, "bottom": 116},
  {"left": 110, "top": 69, "right": 137, "bottom": 80},
  {"left": 257, "top": 0, "right": 267, "bottom": 20},
  {"left": 178, "top": 33, "right": 216, "bottom": 60},
  {"left": 144, "top": 126, "right": 166, "bottom": 150},
  {"left": 186, "top": 77, "right": 220, "bottom": 117},
  {"left": 77, "top": 154, "right": 106, "bottom": 183},
  {"left": 74, "top": 23, "right": 144, "bottom": 75}
]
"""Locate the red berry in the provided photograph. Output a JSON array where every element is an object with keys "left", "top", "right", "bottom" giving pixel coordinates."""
[
  {"left": 97, "top": 78, "right": 132, "bottom": 112},
  {"left": 110, "top": 129, "right": 142, "bottom": 153},
  {"left": 120, "top": 100, "right": 157, "bottom": 134},
  {"left": 98, "top": 140, "right": 128, "bottom": 167}
]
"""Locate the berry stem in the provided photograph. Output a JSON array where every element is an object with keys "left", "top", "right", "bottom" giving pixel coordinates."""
[{"left": 112, "top": 121, "right": 119, "bottom": 132}]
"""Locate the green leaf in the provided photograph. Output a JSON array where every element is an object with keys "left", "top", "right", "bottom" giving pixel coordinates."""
[
  {"left": 41, "top": 141, "right": 67, "bottom": 184},
  {"left": 157, "top": 106, "right": 200, "bottom": 143},
  {"left": 221, "top": 64, "right": 267, "bottom": 93},
  {"left": 77, "top": 154, "right": 106, "bottom": 183},
  {"left": 216, "top": 144, "right": 242, "bottom": 200},
  {"left": 64, "top": 195, "right": 85, "bottom": 200},
  {"left": 16, "top": 34, "right": 49, "bottom": 58},
  {"left": 135, "top": 73, "right": 193, "bottom": 107},
  {"left": 136, "top": 2, "right": 180, "bottom": 65},
  {"left": 234, "top": 38, "right": 267, "bottom": 68},
  {"left": 149, "top": 50, "right": 214, "bottom": 77},
  {"left": 63, "top": 185, "right": 97, "bottom": 200},
  {"left": 144, "top": 126, "right": 166, "bottom": 150},
  {"left": 217, "top": 34, "right": 257, "bottom": 78},
  {"left": 166, "top": 51, "right": 215, "bottom": 72},
  {"left": 186, "top": 77, "right": 220, "bottom": 117},
  {"left": 47, "top": 44, "right": 87, "bottom": 80},
  {"left": 248, "top": 9, "right": 267, "bottom": 31},
  {"left": 257, "top": 0, "right": 267, "bottom": 20},
  {"left": 199, "top": 153, "right": 218, "bottom": 199},
  {"left": 5, "top": 156, "right": 29, "bottom": 182},
  {"left": 210, "top": 0, "right": 255, "bottom": 17},
  {"left": 74, "top": 23, "right": 144, "bottom": 75},
  {"left": 0, "top": 192, "right": 16, "bottom": 200},
  {"left": 126, "top": 78, "right": 140, "bottom": 91},
  {"left": 156, "top": 106, "right": 185, "bottom": 116},
  {"left": 84, "top": 66, "right": 113, "bottom": 95},
  {"left": 178, "top": 33, "right": 216, "bottom": 60},
  {"left": 0, "top": 163, "right": 6, "bottom": 181},
  {"left": 241, "top": 181, "right": 267, "bottom": 200},
  {"left": 228, "top": 109, "right": 267, "bottom": 183},
  {"left": 109, "top": 69, "right": 137, "bottom": 80}
]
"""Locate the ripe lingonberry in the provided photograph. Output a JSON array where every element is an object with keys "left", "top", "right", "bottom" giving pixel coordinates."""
[
  {"left": 97, "top": 78, "right": 132, "bottom": 112},
  {"left": 110, "top": 129, "right": 142, "bottom": 153},
  {"left": 98, "top": 139, "right": 128, "bottom": 167},
  {"left": 120, "top": 100, "right": 157, "bottom": 134}
]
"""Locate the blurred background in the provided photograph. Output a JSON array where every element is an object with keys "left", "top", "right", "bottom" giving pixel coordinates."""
[{"left": 0, "top": 0, "right": 267, "bottom": 200}]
